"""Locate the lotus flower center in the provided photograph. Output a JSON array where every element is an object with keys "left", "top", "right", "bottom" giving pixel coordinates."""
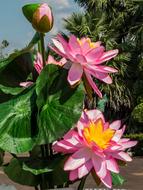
[
  {"left": 83, "top": 119, "right": 115, "bottom": 149},
  {"left": 77, "top": 38, "right": 96, "bottom": 49}
]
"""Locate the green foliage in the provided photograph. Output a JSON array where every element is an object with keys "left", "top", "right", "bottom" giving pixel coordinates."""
[
  {"left": 4, "top": 158, "right": 40, "bottom": 186},
  {"left": 0, "top": 87, "right": 37, "bottom": 154},
  {"left": 111, "top": 172, "right": 125, "bottom": 186},
  {"left": 36, "top": 64, "right": 84, "bottom": 144},
  {"left": 131, "top": 103, "right": 143, "bottom": 123}
]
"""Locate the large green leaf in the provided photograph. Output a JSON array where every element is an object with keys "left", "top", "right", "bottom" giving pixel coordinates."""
[
  {"left": 0, "top": 87, "right": 37, "bottom": 154},
  {"left": 0, "top": 84, "right": 23, "bottom": 95},
  {"left": 36, "top": 64, "right": 84, "bottom": 144},
  {"left": 22, "top": 155, "right": 64, "bottom": 175},
  {"left": 4, "top": 158, "right": 40, "bottom": 186},
  {"left": 0, "top": 52, "right": 33, "bottom": 87}
]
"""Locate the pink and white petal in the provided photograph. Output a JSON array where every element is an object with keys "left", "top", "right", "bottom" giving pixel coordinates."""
[
  {"left": 100, "top": 171, "right": 112, "bottom": 189},
  {"left": 34, "top": 63, "right": 43, "bottom": 74},
  {"left": 19, "top": 81, "right": 33, "bottom": 88},
  {"left": 113, "top": 151, "right": 132, "bottom": 162},
  {"left": 69, "top": 35, "right": 81, "bottom": 55},
  {"left": 110, "top": 120, "right": 121, "bottom": 130},
  {"left": 52, "top": 38, "right": 65, "bottom": 54},
  {"left": 68, "top": 63, "right": 83, "bottom": 85},
  {"left": 92, "top": 154, "right": 107, "bottom": 178},
  {"left": 86, "top": 46, "right": 105, "bottom": 62},
  {"left": 64, "top": 148, "right": 91, "bottom": 171},
  {"left": 69, "top": 169, "right": 78, "bottom": 181},
  {"left": 97, "top": 49, "right": 119, "bottom": 64},
  {"left": 64, "top": 129, "right": 83, "bottom": 148},
  {"left": 85, "top": 109, "right": 105, "bottom": 123},
  {"left": 105, "top": 143, "right": 122, "bottom": 154},
  {"left": 112, "top": 125, "right": 126, "bottom": 142},
  {"left": 120, "top": 141, "right": 138, "bottom": 150},
  {"left": 78, "top": 160, "right": 93, "bottom": 179},
  {"left": 106, "top": 158, "right": 119, "bottom": 173},
  {"left": 52, "top": 140, "right": 78, "bottom": 154},
  {"left": 84, "top": 72, "right": 102, "bottom": 98}
]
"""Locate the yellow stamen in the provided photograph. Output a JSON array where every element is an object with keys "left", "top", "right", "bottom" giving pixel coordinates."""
[
  {"left": 83, "top": 119, "right": 115, "bottom": 149},
  {"left": 77, "top": 38, "right": 97, "bottom": 49}
]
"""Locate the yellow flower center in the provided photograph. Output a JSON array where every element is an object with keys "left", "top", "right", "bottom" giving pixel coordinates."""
[
  {"left": 77, "top": 38, "right": 96, "bottom": 49},
  {"left": 83, "top": 119, "right": 115, "bottom": 149}
]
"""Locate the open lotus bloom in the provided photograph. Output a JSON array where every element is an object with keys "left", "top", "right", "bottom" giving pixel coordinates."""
[
  {"left": 50, "top": 34, "right": 119, "bottom": 98},
  {"left": 53, "top": 109, "right": 137, "bottom": 188}
]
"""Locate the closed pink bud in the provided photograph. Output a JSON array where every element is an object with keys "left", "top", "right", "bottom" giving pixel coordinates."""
[{"left": 32, "top": 3, "right": 53, "bottom": 33}]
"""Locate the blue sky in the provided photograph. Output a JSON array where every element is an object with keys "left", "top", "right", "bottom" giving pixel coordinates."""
[{"left": 0, "top": 0, "right": 81, "bottom": 54}]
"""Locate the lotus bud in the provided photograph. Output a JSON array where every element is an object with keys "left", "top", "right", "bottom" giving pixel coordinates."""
[{"left": 22, "top": 3, "right": 53, "bottom": 33}]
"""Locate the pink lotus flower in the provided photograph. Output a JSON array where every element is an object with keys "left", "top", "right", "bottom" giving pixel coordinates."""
[
  {"left": 50, "top": 35, "right": 119, "bottom": 97},
  {"left": 53, "top": 109, "right": 137, "bottom": 188},
  {"left": 20, "top": 52, "right": 66, "bottom": 87},
  {"left": 34, "top": 52, "right": 66, "bottom": 74}
]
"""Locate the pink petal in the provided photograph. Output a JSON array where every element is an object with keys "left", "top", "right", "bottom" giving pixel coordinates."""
[
  {"left": 97, "top": 49, "right": 119, "bottom": 64},
  {"left": 49, "top": 45, "right": 67, "bottom": 58},
  {"left": 75, "top": 54, "right": 87, "bottom": 64},
  {"left": 57, "top": 34, "right": 69, "bottom": 49},
  {"left": 34, "top": 63, "right": 42, "bottom": 74},
  {"left": 120, "top": 141, "right": 138, "bottom": 150},
  {"left": 47, "top": 55, "right": 67, "bottom": 66},
  {"left": 84, "top": 72, "right": 102, "bottom": 98},
  {"left": 64, "top": 148, "right": 91, "bottom": 171},
  {"left": 68, "top": 63, "right": 83, "bottom": 85},
  {"left": 86, "top": 46, "right": 105, "bottom": 62},
  {"left": 110, "top": 120, "right": 121, "bottom": 130},
  {"left": 19, "top": 81, "right": 33, "bottom": 88},
  {"left": 113, "top": 151, "right": 132, "bottom": 162},
  {"left": 69, "top": 35, "right": 81, "bottom": 55},
  {"left": 78, "top": 160, "right": 93, "bottom": 179},
  {"left": 86, "top": 69, "right": 112, "bottom": 84},
  {"left": 69, "top": 169, "right": 78, "bottom": 181},
  {"left": 85, "top": 109, "right": 105, "bottom": 123},
  {"left": 94, "top": 65, "right": 118, "bottom": 73},
  {"left": 53, "top": 140, "right": 78, "bottom": 154},
  {"left": 92, "top": 154, "right": 107, "bottom": 178},
  {"left": 112, "top": 125, "right": 126, "bottom": 142},
  {"left": 64, "top": 129, "right": 82, "bottom": 148},
  {"left": 52, "top": 38, "right": 65, "bottom": 54},
  {"left": 106, "top": 158, "right": 119, "bottom": 173},
  {"left": 100, "top": 171, "right": 112, "bottom": 189},
  {"left": 81, "top": 40, "right": 91, "bottom": 54}
]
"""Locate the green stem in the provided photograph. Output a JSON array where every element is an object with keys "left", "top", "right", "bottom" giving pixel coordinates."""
[
  {"left": 77, "top": 176, "right": 87, "bottom": 190},
  {"left": 40, "top": 33, "right": 46, "bottom": 68}
]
